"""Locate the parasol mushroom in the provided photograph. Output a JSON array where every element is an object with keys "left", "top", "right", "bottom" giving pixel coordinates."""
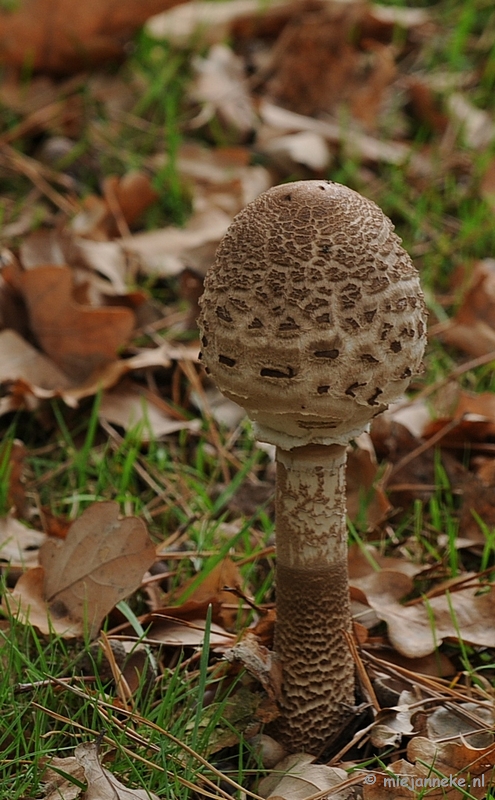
[{"left": 198, "top": 180, "right": 427, "bottom": 751}]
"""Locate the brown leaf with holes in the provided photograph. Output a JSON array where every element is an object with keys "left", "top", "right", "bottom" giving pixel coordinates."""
[
  {"left": 19, "top": 265, "right": 135, "bottom": 381},
  {"left": 7, "top": 502, "right": 155, "bottom": 638}
]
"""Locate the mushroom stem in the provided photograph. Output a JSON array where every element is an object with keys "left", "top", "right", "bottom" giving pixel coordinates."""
[{"left": 274, "top": 443, "right": 354, "bottom": 751}]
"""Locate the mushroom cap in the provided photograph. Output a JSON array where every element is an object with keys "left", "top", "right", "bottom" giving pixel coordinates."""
[{"left": 198, "top": 180, "right": 427, "bottom": 449}]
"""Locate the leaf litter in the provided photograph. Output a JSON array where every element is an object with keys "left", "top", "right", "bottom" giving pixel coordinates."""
[
  {"left": 7, "top": 501, "right": 156, "bottom": 637},
  {"left": 3, "top": 0, "right": 495, "bottom": 797}
]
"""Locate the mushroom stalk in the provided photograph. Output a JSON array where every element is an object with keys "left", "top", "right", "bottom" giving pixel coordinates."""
[{"left": 275, "top": 444, "right": 354, "bottom": 750}]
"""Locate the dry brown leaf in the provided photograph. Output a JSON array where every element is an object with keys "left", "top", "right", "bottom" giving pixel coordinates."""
[
  {"left": 447, "top": 93, "right": 495, "bottom": 149},
  {"left": 259, "top": 100, "right": 418, "bottom": 167},
  {"left": 174, "top": 141, "right": 271, "bottom": 213},
  {"left": 427, "top": 703, "right": 494, "bottom": 748},
  {"left": 42, "top": 755, "right": 85, "bottom": 800},
  {"left": 405, "top": 77, "right": 449, "bottom": 135},
  {"left": 98, "top": 381, "right": 201, "bottom": 440},
  {"left": 0, "top": 0, "right": 187, "bottom": 73},
  {"left": 362, "top": 735, "right": 495, "bottom": 800},
  {"left": 144, "top": 616, "right": 235, "bottom": 647},
  {"left": 119, "top": 140, "right": 271, "bottom": 278},
  {"left": 19, "top": 228, "right": 67, "bottom": 268},
  {"left": 225, "top": 630, "right": 283, "bottom": 702},
  {"left": 191, "top": 44, "right": 257, "bottom": 141},
  {"left": 442, "top": 259, "right": 495, "bottom": 357},
  {"left": 19, "top": 265, "right": 135, "bottom": 381},
  {"left": 55, "top": 341, "right": 197, "bottom": 407},
  {"left": 408, "top": 736, "right": 495, "bottom": 783},
  {"left": 358, "top": 571, "right": 495, "bottom": 658},
  {"left": 4, "top": 438, "right": 29, "bottom": 518},
  {"left": 0, "top": 333, "right": 192, "bottom": 416},
  {"left": 0, "top": 329, "right": 74, "bottom": 390},
  {"left": 0, "top": 516, "right": 46, "bottom": 567},
  {"left": 480, "top": 156, "right": 495, "bottom": 211},
  {"left": 147, "top": 0, "right": 288, "bottom": 46},
  {"left": 163, "top": 556, "right": 244, "bottom": 629},
  {"left": 349, "top": 41, "right": 397, "bottom": 130},
  {"left": 263, "top": 1, "right": 365, "bottom": 118},
  {"left": 135, "top": 559, "right": 246, "bottom": 649},
  {"left": 370, "top": 705, "right": 414, "bottom": 748},
  {"left": 120, "top": 206, "right": 232, "bottom": 277},
  {"left": 69, "top": 172, "right": 159, "bottom": 240},
  {"left": 178, "top": 556, "right": 242, "bottom": 602},
  {"left": 454, "top": 388, "right": 495, "bottom": 420},
  {"left": 261, "top": 131, "right": 332, "bottom": 175},
  {"left": 67, "top": 238, "right": 128, "bottom": 293},
  {"left": 8, "top": 501, "right": 155, "bottom": 638},
  {"left": 346, "top": 447, "right": 392, "bottom": 527},
  {"left": 348, "top": 544, "right": 422, "bottom": 581},
  {"left": 258, "top": 753, "right": 352, "bottom": 800},
  {"left": 69, "top": 742, "right": 159, "bottom": 800},
  {"left": 104, "top": 172, "right": 159, "bottom": 230},
  {"left": 369, "top": 647, "right": 455, "bottom": 677}
]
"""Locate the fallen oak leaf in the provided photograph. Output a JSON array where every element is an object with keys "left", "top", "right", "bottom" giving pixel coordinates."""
[
  {"left": 98, "top": 380, "right": 201, "bottom": 441},
  {"left": 427, "top": 703, "right": 495, "bottom": 748},
  {"left": 0, "top": 515, "right": 46, "bottom": 567},
  {"left": 0, "top": 0, "right": 188, "bottom": 74},
  {"left": 75, "top": 741, "right": 160, "bottom": 799},
  {"left": 20, "top": 265, "right": 135, "bottom": 382},
  {"left": 408, "top": 735, "right": 495, "bottom": 793},
  {"left": 47, "top": 742, "right": 160, "bottom": 800},
  {"left": 365, "top": 736, "right": 495, "bottom": 800},
  {"left": 258, "top": 753, "right": 353, "bottom": 800},
  {"left": 0, "top": 335, "right": 198, "bottom": 416},
  {"left": 355, "top": 570, "right": 495, "bottom": 658},
  {"left": 8, "top": 502, "right": 155, "bottom": 638},
  {"left": 0, "top": 329, "right": 74, "bottom": 390},
  {"left": 42, "top": 754, "right": 86, "bottom": 800},
  {"left": 441, "top": 260, "right": 495, "bottom": 358}
]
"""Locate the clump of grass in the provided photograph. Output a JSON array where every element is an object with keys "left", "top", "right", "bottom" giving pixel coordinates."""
[{"left": 0, "top": 604, "right": 262, "bottom": 798}]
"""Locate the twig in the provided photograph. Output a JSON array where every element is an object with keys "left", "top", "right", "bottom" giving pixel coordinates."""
[
  {"left": 416, "top": 349, "right": 495, "bottom": 401},
  {"left": 387, "top": 416, "right": 462, "bottom": 480},
  {"left": 0, "top": 143, "right": 77, "bottom": 215}
]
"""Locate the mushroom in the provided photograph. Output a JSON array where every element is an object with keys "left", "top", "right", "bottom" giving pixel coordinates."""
[{"left": 198, "top": 180, "right": 427, "bottom": 751}]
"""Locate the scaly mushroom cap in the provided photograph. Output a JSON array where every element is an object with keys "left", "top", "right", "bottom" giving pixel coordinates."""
[{"left": 199, "top": 181, "right": 427, "bottom": 449}]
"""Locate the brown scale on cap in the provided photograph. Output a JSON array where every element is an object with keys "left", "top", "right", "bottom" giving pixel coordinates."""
[
  {"left": 199, "top": 180, "right": 426, "bottom": 450},
  {"left": 198, "top": 181, "right": 427, "bottom": 752}
]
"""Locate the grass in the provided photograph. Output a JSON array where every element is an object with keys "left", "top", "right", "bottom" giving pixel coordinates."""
[
  {"left": 3, "top": 0, "right": 495, "bottom": 794},
  {"left": 0, "top": 613, "right": 257, "bottom": 798}
]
